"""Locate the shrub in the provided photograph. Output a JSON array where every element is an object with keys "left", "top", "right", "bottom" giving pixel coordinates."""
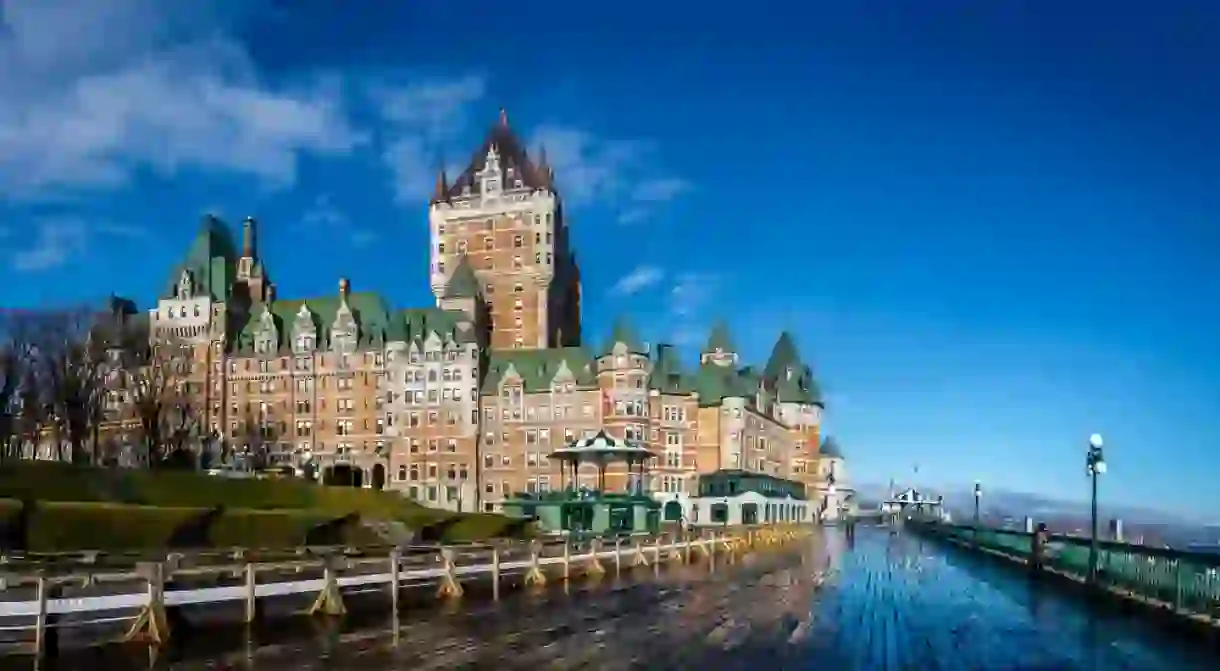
[
  {"left": 0, "top": 463, "right": 520, "bottom": 549},
  {"left": 26, "top": 502, "right": 207, "bottom": 552}
]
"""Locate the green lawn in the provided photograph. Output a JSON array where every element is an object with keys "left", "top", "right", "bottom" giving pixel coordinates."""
[{"left": 0, "top": 462, "right": 526, "bottom": 552}]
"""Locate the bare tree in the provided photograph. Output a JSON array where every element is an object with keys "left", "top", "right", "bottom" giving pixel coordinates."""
[
  {"left": 0, "top": 342, "right": 18, "bottom": 461},
  {"left": 125, "top": 336, "right": 202, "bottom": 468},
  {"left": 231, "top": 407, "right": 280, "bottom": 471}
]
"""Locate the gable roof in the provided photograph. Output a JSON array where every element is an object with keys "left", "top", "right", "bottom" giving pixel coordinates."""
[
  {"left": 481, "top": 347, "right": 597, "bottom": 393},
  {"left": 434, "top": 111, "right": 552, "bottom": 203}
]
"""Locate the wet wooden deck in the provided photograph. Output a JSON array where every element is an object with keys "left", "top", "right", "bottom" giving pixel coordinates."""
[{"left": 29, "top": 528, "right": 1220, "bottom": 670}]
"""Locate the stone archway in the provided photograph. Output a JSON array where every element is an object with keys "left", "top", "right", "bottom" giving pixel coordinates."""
[
  {"left": 663, "top": 500, "right": 683, "bottom": 522},
  {"left": 371, "top": 463, "right": 387, "bottom": 491},
  {"left": 327, "top": 464, "right": 362, "bottom": 488}
]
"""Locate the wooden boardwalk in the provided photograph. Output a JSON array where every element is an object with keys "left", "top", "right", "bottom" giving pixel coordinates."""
[
  {"left": 9, "top": 527, "right": 1218, "bottom": 670},
  {"left": 0, "top": 525, "right": 807, "bottom": 659}
]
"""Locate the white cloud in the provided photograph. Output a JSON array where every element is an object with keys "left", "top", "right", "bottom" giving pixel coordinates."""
[
  {"left": 0, "top": 0, "right": 365, "bottom": 200},
  {"left": 95, "top": 222, "right": 146, "bottom": 238},
  {"left": 7, "top": 216, "right": 150, "bottom": 271},
  {"left": 670, "top": 272, "right": 716, "bottom": 317},
  {"left": 529, "top": 126, "right": 641, "bottom": 207},
  {"left": 11, "top": 219, "right": 87, "bottom": 272},
  {"left": 610, "top": 265, "right": 664, "bottom": 297},
  {"left": 372, "top": 75, "right": 488, "bottom": 204},
  {"left": 300, "top": 193, "right": 376, "bottom": 248},
  {"left": 302, "top": 194, "right": 349, "bottom": 228},
  {"left": 616, "top": 208, "right": 649, "bottom": 225},
  {"left": 382, "top": 135, "right": 438, "bottom": 205},
  {"left": 630, "top": 177, "right": 690, "bottom": 203},
  {"left": 372, "top": 74, "right": 486, "bottom": 140}
]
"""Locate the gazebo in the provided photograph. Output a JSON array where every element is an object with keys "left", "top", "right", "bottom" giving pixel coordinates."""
[
  {"left": 501, "top": 429, "right": 661, "bottom": 535},
  {"left": 550, "top": 429, "right": 655, "bottom": 494}
]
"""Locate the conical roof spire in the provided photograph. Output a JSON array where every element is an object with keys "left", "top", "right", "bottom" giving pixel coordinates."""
[
  {"left": 602, "top": 315, "right": 646, "bottom": 355},
  {"left": 705, "top": 320, "right": 736, "bottom": 354},
  {"left": 442, "top": 254, "right": 481, "bottom": 299},
  {"left": 765, "top": 330, "right": 803, "bottom": 379},
  {"left": 499, "top": 107, "right": 509, "bottom": 128}
]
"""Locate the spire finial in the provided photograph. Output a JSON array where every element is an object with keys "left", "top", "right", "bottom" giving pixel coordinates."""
[
  {"left": 499, "top": 108, "right": 509, "bottom": 127},
  {"left": 433, "top": 168, "right": 449, "bottom": 201}
]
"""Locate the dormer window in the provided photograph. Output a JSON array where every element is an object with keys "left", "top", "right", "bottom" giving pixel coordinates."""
[{"left": 177, "top": 270, "right": 193, "bottom": 298}]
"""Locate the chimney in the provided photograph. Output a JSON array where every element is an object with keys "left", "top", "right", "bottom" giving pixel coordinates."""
[{"left": 242, "top": 216, "right": 257, "bottom": 257}]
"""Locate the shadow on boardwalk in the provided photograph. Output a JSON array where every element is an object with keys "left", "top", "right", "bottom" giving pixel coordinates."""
[{"left": 21, "top": 528, "right": 1220, "bottom": 671}]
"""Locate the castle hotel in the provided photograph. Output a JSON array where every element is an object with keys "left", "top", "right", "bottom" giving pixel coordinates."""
[{"left": 140, "top": 112, "right": 848, "bottom": 514}]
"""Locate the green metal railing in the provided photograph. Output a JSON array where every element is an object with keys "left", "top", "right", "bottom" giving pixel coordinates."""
[{"left": 914, "top": 521, "right": 1220, "bottom": 620}]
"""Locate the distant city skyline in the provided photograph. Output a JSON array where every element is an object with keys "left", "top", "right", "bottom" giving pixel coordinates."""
[{"left": 1, "top": 1, "right": 1217, "bottom": 515}]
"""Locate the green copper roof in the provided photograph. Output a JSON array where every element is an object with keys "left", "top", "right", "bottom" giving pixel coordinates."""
[
  {"left": 693, "top": 361, "right": 753, "bottom": 407},
  {"left": 232, "top": 291, "right": 393, "bottom": 354},
  {"left": 764, "top": 331, "right": 802, "bottom": 380},
  {"left": 820, "top": 436, "right": 843, "bottom": 459},
  {"left": 600, "top": 315, "right": 646, "bottom": 356},
  {"left": 648, "top": 343, "right": 693, "bottom": 394},
  {"left": 442, "top": 255, "right": 481, "bottom": 299},
  {"left": 396, "top": 308, "right": 477, "bottom": 346},
  {"left": 482, "top": 347, "right": 598, "bottom": 393},
  {"left": 162, "top": 215, "right": 239, "bottom": 301},
  {"left": 705, "top": 320, "right": 736, "bottom": 353}
]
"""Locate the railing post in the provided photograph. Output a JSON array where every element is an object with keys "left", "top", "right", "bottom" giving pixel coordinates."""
[
  {"left": 33, "top": 574, "right": 57, "bottom": 660},
  {"left": 586, "top": 539, "right": 605, "bottom": 577},
  {"left": 125, "top": 562, "right": 171, "bottom": 645},
  {"left": 562, "top": 540, "right": 571, "bottom": 581},
  {"left": 436, "top": 547, "right": 464, "bottom": 599},
  {"left": 244, "top": 563, "right": 259, "bottom": 624},
  {"left": 491, "top": 546, "right": 501, "bottom": 601},
  {"left": 1173, "top": 559, "right": 1184, "bottom": 611},
  {"left": 524, "top": 540, "right": 547, "bottom": 586},
  {"left": 309, "top": 557, "right": 347, "bottom": 616},
  {"left": 389, "top": 549, "right": 401, "bottom": 612},
  {"left": 613, "top": 538, "right": 623, "bottom": 575}
]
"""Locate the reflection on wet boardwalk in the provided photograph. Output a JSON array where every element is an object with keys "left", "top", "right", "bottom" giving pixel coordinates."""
[{"left": 33, "top": 528, "right": 1220, "bottom": 670}]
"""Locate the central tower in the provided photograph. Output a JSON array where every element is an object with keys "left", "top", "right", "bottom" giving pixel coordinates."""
[{"left": 428, "top": 110, "right": 581, "bottom": 349}]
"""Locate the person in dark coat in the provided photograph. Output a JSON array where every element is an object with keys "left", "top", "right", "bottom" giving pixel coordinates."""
[{"left": 1030, "top": 522, "right": 1049, "bottom": 573}]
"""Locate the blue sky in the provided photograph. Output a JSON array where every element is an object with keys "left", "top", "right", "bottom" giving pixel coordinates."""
[{"left": 2, "top": 1, "right": 1218, "bottom": 516}]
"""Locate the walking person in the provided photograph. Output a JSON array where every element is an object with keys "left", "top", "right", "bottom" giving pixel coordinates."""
[{"left": 1030, "top": 522, "right": 1049, "bottom": 574}]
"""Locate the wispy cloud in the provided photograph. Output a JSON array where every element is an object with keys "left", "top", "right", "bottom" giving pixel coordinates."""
[
  {"left": 300, "top": 194, "right": 375, "bottom": 247},
  {"left": 630, "top": 177, "right": 691, "bottom": 203},
  {"left": 95, "top": 221, "right": 145, "bottom": 238},
  {"left": 670, "top": 272, "right": 717, "bottom": 317},
  {"left": 371, "top": 74, "right": 487, "bottom": 204},
  {"left": 0, "top": 1, "right": 366, "bottom": 201},
  {"left": 529, "top": 126, "right": 643, "bottom": 207},
  {"left": 11, "top": 219, "right": 87, "bottom": 272},
  {"left": 610, "top": 265, "right": 664, "bottom": 297},
  {"left": 661, "top": 272, "right": 719, "bottom": 346}
]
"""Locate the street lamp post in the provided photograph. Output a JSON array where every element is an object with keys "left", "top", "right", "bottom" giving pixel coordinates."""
[
  {"left": 973, "top": 481, "right": 982, "bottom": 525},
  {"left": 826, "top": 472, "right": 837, "bottom": 524},
  {"left": 1086, "top": 433, "right": 1107, "bottom": 584}
]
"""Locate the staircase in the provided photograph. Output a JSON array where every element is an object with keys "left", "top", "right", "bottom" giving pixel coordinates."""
[{"left": 361, "top": 519, "right": 418, "bottom": 547}]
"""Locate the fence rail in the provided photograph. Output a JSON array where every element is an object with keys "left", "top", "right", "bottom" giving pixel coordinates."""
[
  {"left": 0, "top": 524, "right": 811, "bottom": 658},
  {"left": 912, "top": 521, "right": 1220, "bottom": 626}
]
